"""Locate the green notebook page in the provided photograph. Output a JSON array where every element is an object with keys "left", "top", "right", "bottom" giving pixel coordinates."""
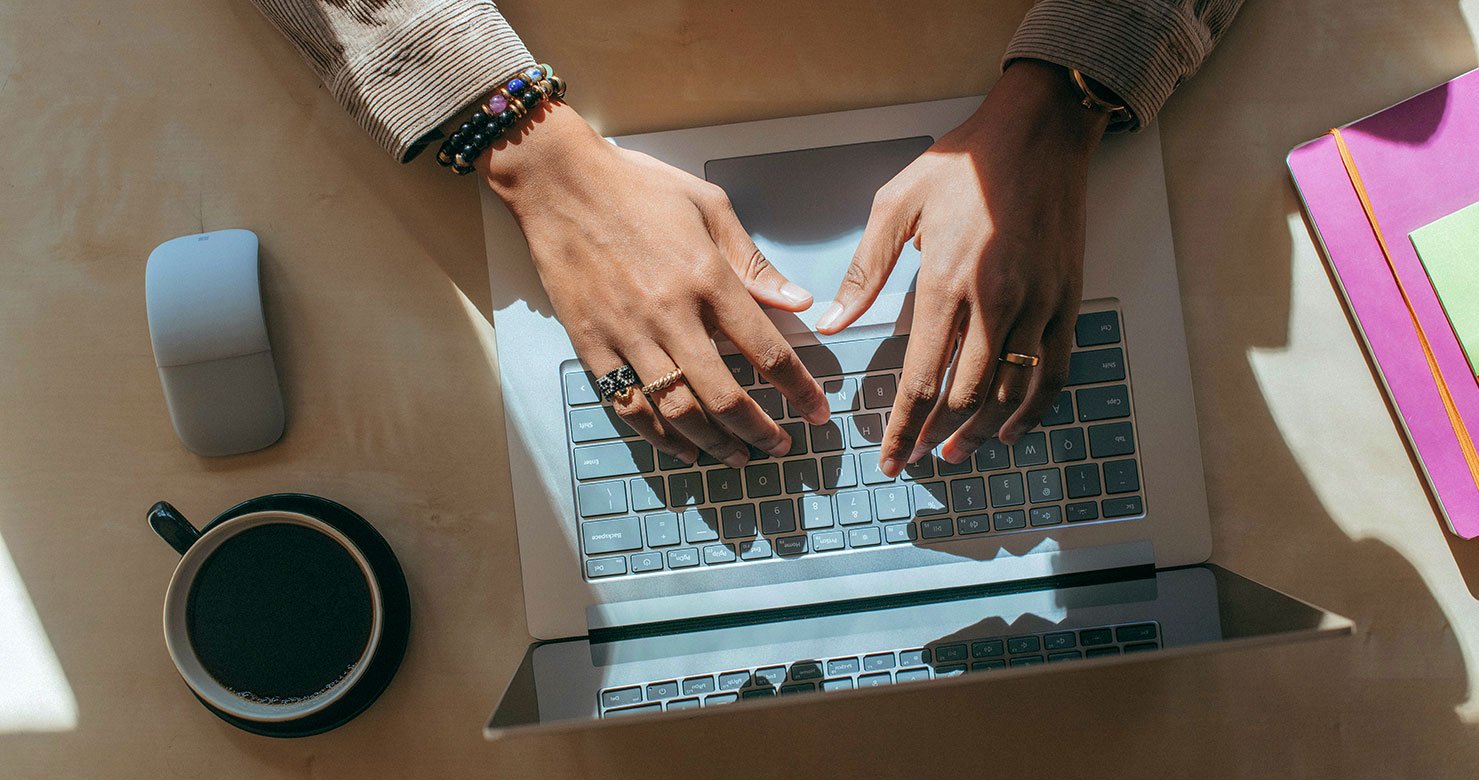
[{"left": 1410, "top": 201, "right": 1479, "bottom": 378}]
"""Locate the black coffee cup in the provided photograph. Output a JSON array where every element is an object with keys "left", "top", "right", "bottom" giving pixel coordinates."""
[{"left": 149, "top": 493, "right": 410, "bottom": 737}]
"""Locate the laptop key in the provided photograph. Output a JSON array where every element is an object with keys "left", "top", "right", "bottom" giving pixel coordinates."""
[
  {"left": 972, "top": 660, "right": 1007, "bottom": 671},
  {"left": 1079, "top": 628, "right": 1113, "bottom": 646},
  {"left": 1088, "top": 421, "right": 1136, "bottom": 457},
  {"left": 749, "top": 386, "right": 785, "bottom": 420},
  {"left": 569, "top": 406, "right": 635, "bottom": 443},
  {"left": 776, "top": 535, "right": 808, "bottom": 556},
  {"left": 581, "top": 516, "right": 642, "bottom": 555},
  {"left": 849, "top": 413, "right": 884, "bottom": 447},
  {"left": 1012, "top": 432, "right": 1049, "bottom": 467},
  {"left": 1103, "top": 458, "right": 1141, "bottom": 494},
  {"left": 993, "top": 510, "right": 1027, "bottom": 531},
  {"left": 1085, "top": 647, "right": 1121, "bottom": 658},
  {"left": 950, "top": 477, "right": 987, "bottom": 512},
  {"left": 828, "top": 657, "right": 862, "bottom": 676},
  {"left": 707, "top": 468, "right": 743, "bottom": 503},
  {"left": 1066, "top": 501, "right": 1099, "bottom": 522},
  {"left": 666, "top": 697, "right": 701, "bottom": 710},
  {"left": 937, "top": 456, "right": 973, "bottom": 476},
  {"left": 720, "top": 504, "right": 758, "bottom": 539},
  {"left": 1027, "top": 468, "right": 1064, "bottom": 503},
  {"left": 573, "top": 440, "right": 654, "bottom": 480},
  {"left": 934, "top": 644, "right": 969, "bottom": 663},
  {"left": 800, "top": 495, "right": 834, "bottom": 530},
  {"left": 585, "top": 556, "right": 627, "bottom": 578},
  {"left": 1048, "top": 651, "right": 1083, "bottom": 663},
  {"left": 643, "top": 513, "right": 681, "bottom": 547},
  {"left": 745, "top": 462, "right": 782, "bottom": 497},
  {"left": 703, "top": 544, "right": 737, "bottom": 565},
  {"left": 919, "top": 518, "right": 953, "bottom": 539},
  {"left": 863, "top": 652, "right": 896, "bottom": 671},
  {"left": 1065, "top": 464, "right": 1102, "bottom": 500},
  {"left": 988, "top": 473, "right": 1025, "bottom": 507},
  {"left": 1041, "top": 390, "right": 1074, "bottom": 426},
  {"left": 1103, "top": 496, "right": 1144, "bottom": 518},
  {"left": 874, "top": 486, "right": 911, "bottom": 520},
  {"left": 848, "top": 526, "right": 882, "bottom": 547},
  {"left": 1044, "top": 632, "right": 1077, "bottom": 650},
  {"left": 911, "top": 481, "right": 948, "bottom": 516},
  {"left": 858, "top": 672, "right": 893, "bottom": 687},
  {"left": 682, "top": 676, "right": 716, "bottom": 695},
  {"left": 629, "top": 477, "right": 665, "bottom": 512},
  {"left": 824, "top": 378, "right": 860, "bottom": 413},
  {"left": 883, "top": 522, "right": 917, "bottom": 543},
  {"left": 718, "top": 671, "right": 750, "bottom": 690},
  {"left": 902, "top": 457, "right": 934, "bottom": 481},
  {"left": 862, "top": 373, "right": 897, "bottom": 409},
  {"left": 681, "top": 508, "right": 719, "bottom": 543},
  {"left": 1067, "top": 348, "right": 1126, "bottom": 386},
  {"left": 759, "top": 499, "right": 797, "bottom": 534},
  {"left": 811, "top": 530, "right": 846, "bottom": 552},
  {"left": 781, "top": 422, "right": 809, "bottom": 456},
  {"left": 1117, "top": 623, "right": 1158, "bottom": 642},
  {"left": 1075, "top": 310, "right": 1122, "bottom": 347},
  {"left": 972, "top": 639, "right": 1004, "bottom": 658},
  {"left": 666, "top": 547, "right": 700, "bottom": 569},
  {"left": 895, "top": 668, "right": 930, "bottom": 683},
  {"left": 780, "top": 683, "right": 817, "bottom": 695},
  {"left": 1029, "top": 506, "right": 1063, "bottom": 526},
  {"left": 739, "top": 538, "right": 773, "bottom": 560},
  {"left": 821, "top": 453, "right": 858, "bottom": 488},
  {"left": 577, "top": 480, "right": 627, "bottom": 517},
  {"left": 600, "top": 687, "right": 643, "bottom": 709},
  {"left": 835, "top": 490, "right": 873, "bottom": 525},
  {"left": 859, "top": 450, "right": 892, "bottom": 485},
  {"left": 973, "top": 438, "right": 1012, "bottom": 472},
  {"left": 667, "top": 472, "right": 705, "bottom": 507},
  {"left": 810, "top": 417, "right": 846, "bottom": 453},
  {"left": 821, "top": 678, "right": 854, "bottom": 692},
  {"left": 754, "top": 667, "right": 786, "bottom": 687},
  {"left": 630, "top": 551, "right": 664, "bottom": 573},
  {"left": 646, "top": 681, "right": 679, "bottom": 700},
  {"left": 722, "top": 353, "right": 755, "bottom": 386},
  {"left": 564, "top": 371, "right": 601, "bottom": 406},
  {"left": 1050, "top": 427, "right": 1088, "bottom": 463},
  {"left": 1007, "top": 636, "right": 1041, "bottom": 654},
  {"left": 898, "top": 649, "right": 930, "bottom": 667},
  {"left": 783, "top": 458, "right": 822, "bottom": 493},
  {"left": 790, "top": 662, "right": 824, "bottom": 681},
  {"left": 958, "top": 513, "right": 991, "bottom": 534},
  {"left": 1077, "top": 385, "right": 1131, "bottom": 422}
]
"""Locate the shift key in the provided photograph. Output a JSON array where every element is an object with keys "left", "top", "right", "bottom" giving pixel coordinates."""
[
  {"left": 574, "top": 441, "right": 654, "bottom": 480},
  {"left": 1067, "top": 348, "right": 1126, "bottom": 386}
]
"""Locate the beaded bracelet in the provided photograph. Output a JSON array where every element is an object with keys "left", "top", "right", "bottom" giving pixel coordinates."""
[{"left": 436, "top": 63, "right": 568, "bottom": 175}]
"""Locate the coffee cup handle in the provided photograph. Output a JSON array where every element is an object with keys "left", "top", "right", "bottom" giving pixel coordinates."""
[{"left": 149, "top": 501, "right": 201, "bottom": 556}]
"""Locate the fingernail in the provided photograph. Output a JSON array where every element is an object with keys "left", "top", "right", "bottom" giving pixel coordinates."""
[
  {"left": 999, "top": 427, "right": 1021, "bottom": 445},
  {"left": 816, "top": 302, "right": 844, "bottom": 332},
  {"left": 907, "top": 444, "right": 931, "bottom": 464},
  {"left": 680, "top": 448, "right": 698, "bottom": 465},
  {"left": 768, "top": 433, "right": 792, "bottom": 457},
  {"left": 806, "top": 407, "right": 831, "bottom": 426},
  {"left": 939, "top": 442, "right": 965, "bottom": 464},
  {"left": 779, "top": 282, "right": 812, "bottom": 307},
  {"left": 881, "top": 457, "right": 902, "bottom": 477},
  {"left": 724, "top": 452, "right": 750, "bottom": 469}
]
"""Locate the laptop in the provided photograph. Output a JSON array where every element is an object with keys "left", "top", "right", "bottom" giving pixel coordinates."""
[{"left": 478, "top": 96, "right": 1350, "bottom": 736}]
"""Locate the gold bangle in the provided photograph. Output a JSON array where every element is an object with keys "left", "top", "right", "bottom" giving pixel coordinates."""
[{"left": 1069, "top": 68, "right": 1132, "bottom": 124}]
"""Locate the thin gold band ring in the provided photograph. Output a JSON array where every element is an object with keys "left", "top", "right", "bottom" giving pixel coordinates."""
[
  {"left": 641, "top": 368, "right": 685, "bottom": 395},
  {"left": 1000, "top": 352, "right": 1041, "bottom": 367}
]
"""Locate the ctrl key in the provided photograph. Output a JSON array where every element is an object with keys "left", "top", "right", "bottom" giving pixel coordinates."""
[{"left": 585, "top": 556, "right": 627, "bottom": 578}]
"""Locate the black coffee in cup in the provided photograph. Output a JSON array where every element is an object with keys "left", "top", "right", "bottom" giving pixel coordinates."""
[{"left": 185, "top": 523, "right": 373, "bottom": 702}]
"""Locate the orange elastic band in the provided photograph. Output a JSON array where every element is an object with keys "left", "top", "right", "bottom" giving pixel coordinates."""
[{"left": 1329, "top": 127, "right": 1479, "bottom": 491}]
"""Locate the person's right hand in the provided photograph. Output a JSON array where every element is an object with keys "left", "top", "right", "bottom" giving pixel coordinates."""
[{"left": 480, "top": 103, "right": 830, "bottom": 468}]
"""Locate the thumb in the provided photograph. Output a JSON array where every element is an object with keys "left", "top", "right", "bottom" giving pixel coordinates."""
[
  {"left": 697, "top": 187, "right": 814, "bottom": 312},
  {"left": 816, "top": 189, "right": 916, "bottom": 334}
]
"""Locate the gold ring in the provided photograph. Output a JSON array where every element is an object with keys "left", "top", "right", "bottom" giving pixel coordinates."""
[
  {"left": 640, "top": 368, "right": 685, "bottom": 395},
  {"left": 1001, "top": 352, "right": 1041, "bottom": 367}
]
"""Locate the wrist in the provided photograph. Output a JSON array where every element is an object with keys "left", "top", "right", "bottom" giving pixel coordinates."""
[
  {"left": 478, "top": 102, "right": 608, "bottom": 205},
  {"left": 988, "top": 59, "right": 1109, "bottom": 157}
]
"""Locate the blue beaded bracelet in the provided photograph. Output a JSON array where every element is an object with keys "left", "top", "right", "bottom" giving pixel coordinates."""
[{"left": 436, "top": 64, "right": 568, "bottom": 175}]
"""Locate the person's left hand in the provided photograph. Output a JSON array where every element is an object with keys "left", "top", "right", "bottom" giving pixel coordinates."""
[{"left": 816, "top": 60, "right": 1110, "bottom": 477}]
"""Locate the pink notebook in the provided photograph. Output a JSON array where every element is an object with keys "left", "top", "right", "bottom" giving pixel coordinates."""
[{"left": 1288, "top": 68, "right": 1479, "bottom": 539}]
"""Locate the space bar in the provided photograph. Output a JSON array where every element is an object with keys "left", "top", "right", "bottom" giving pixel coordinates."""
[{"left": 792, "top": 336, "right": 909, "bottom": 378}]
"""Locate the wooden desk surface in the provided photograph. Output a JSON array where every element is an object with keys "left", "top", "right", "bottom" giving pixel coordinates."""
[{"left": 3, "top": 1, "right": 1478, "bottom": 776}]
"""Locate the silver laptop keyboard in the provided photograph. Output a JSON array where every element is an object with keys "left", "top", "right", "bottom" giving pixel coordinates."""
[
  {"left": 597, "top": 620, "right": 1161, "bottom": 717},
  {"left": 565, "top": 306, "right": 1143, "bottom": 582}
]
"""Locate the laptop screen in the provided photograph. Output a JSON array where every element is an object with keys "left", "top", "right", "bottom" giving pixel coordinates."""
[{"left": 704, "top": 136, "right": 934, "bottom": 320}]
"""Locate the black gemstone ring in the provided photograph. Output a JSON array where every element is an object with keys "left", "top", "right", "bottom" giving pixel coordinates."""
[{"left": 596, "top": 365, "right": 640, "bottom": 402}]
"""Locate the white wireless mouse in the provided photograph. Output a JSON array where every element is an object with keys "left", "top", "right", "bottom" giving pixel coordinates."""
[{"left": 145, "top": 229, "right": 285, "bottom": 456}]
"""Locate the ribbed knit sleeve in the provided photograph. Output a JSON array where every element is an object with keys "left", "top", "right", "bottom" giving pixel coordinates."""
[
  {"left": 249, "top": 0, "right": 536, "bottom": 161},
  {"left": 1004, "top": 0, "right": 1244, "bottom": 130}
]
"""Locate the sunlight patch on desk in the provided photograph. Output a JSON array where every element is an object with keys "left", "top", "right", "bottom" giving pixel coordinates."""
[
  {"left": 0, "top": 530, "right": 77, "bottom": 733},
  {"left": 1249, "top": 213, "right": 1479, "bottom": 722}
]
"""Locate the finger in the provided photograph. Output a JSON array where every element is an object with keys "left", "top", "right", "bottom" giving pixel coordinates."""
[
  {"left": 642, "top": 354, "right": 752, "bottom": 469},
  {"left": 911, "top": 312, "right": 1005, "bottom": 463},
  {"left": 997, "top": 308, "right": 1077, "bottom": 442},
  {"left": 695, "top": 189, "right": 813, "bottom": 312},
  {"left": 879, "top": 295, "right": 964, "bottom": 477},
  {"left": 816, "top": 184, "right": 919, "bottom": 334},
  {"left": 940, "top": 312, "right": 1053, "bottom": 461},
  {"left": 711, "top": 282, "right": 830, "bottom": 426},
  {"left": 665, "top": 326, "right": 792, "bottom": 463},
  {"left": 584, "top": 344, "right": 696, "bottom": 463},
  {"left": 618, "top": 343, "right": 701, "bottom": 463}
]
